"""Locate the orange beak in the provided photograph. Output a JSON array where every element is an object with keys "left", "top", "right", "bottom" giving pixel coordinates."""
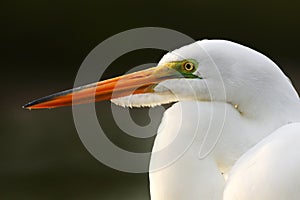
[{"left": 23, "top": 65, "right": 181, "bottom": 109}]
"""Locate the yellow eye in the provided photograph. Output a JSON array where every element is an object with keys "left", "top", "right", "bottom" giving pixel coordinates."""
[{"left": 183, "top": 62, "right": 195, "bottom": 71}]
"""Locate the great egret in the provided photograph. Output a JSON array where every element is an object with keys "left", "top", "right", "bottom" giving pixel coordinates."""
[{"left": 24, "top": 40, "right": 300, "bottom": 199}]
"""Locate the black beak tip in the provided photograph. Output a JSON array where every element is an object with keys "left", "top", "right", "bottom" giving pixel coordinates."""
[{"left": 22, "top": 102, "right": 33, "bottom": 110}]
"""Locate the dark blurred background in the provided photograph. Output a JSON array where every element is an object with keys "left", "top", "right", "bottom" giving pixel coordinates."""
[{"left": 1, "top": 0, "right": 300, "bottom": 199}]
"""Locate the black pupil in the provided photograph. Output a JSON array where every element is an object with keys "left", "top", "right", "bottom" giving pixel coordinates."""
[{"left": 185, "top": 63, "right": 193, "bottom": 70}]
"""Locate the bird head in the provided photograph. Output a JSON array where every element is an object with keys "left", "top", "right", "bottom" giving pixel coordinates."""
[{"left": 23, "top": 40, "right": 298, "bottom": 118}]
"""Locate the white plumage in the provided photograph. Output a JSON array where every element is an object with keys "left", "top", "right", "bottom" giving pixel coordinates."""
[
  {"left": 117, "top": 40, "right": 300, "bottom": 199},
  {"left": 224, "top": 123, "right": 300, "bottom": 200}
]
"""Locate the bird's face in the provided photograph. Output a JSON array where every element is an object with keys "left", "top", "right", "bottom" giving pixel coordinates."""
[
  {"left": 24, "top": 40, "right": 297, "bottom": 112},
  {"left": 23, "top": 47, "right": 209, "bottom": 109},
  {"left": 111, "top": 58, "right": 210, "bottom": 108}
]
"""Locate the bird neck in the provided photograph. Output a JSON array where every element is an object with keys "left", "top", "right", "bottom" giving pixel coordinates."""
[{"left": 227, "top": 76, "right": 300, "bottom": 123}]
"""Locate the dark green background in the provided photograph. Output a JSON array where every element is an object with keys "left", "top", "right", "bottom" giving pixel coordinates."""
[{"left": 1, "top": 0, "right": 300, "bottom": 199}]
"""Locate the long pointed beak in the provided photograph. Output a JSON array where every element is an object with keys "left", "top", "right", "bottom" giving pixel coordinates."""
[{"left": 23, "top": 66, "right": 181, "bottom": 109}]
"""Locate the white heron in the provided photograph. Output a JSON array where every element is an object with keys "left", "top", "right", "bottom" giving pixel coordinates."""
[{"left": 24, "top": 40, "right": 300, "bottom": 199}]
